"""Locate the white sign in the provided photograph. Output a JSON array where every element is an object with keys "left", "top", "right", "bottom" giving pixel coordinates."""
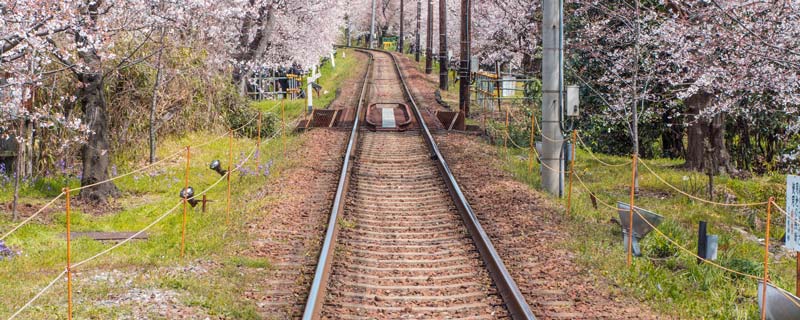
[
  {"left": 502, "top": 76, "right": 515, "bottom": 97},
  {"left": 786, "top": 175, "right": 800, "bottom": 251}
]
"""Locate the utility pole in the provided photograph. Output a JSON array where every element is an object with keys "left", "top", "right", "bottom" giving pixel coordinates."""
[
  {"left": 399, "top": 0, "right": 404, "bottom": 53},
  {"left": 415, "top": 0, "right": 421, "bottom": 62},
  {"left": 438, "top": 0, "right": 448, "bottom": 90},
  {"left": 369, "top": 0, "right": 376, "bottom": 49},
  {"left": 458, "top": 0, "right": 472, "bottom": 117},
  {"left": 541, "top": 0, "right": 564, "bottom": 196},
  {"left": 425, "top": 0, "right": 434, "bottom": 74}
]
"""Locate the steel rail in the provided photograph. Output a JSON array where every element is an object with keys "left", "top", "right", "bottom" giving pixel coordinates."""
[
  {"left": 302, "top": 47, "right": 536, "bottom": 319},
  {"left": 301, "top": 49, "right": 373, "bottom": 320},
  {"left": 384, "top": 49, "right": 536, "bottom": 320}
]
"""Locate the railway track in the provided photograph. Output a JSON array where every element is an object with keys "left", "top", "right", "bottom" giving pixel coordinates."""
[{"left": 302, "top": 49, "right": 535, "bottom": 319}]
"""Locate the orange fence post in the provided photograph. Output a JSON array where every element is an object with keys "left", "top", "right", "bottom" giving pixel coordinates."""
[
  {"left": 227, "top": 130, "right": 233, "bottom": 226},
  {"left": 762, "top": 197, "right": 773, "bottom": 320},
  {"left": 528, "top": 113, "right": 535, "bottom": 173},
  {"left": 567, "top": 130, "right": 577, "bottom": 216},
  {"left": 65, "top": 187, "right": 72, "bottom": 320},
  {"left": 628, "top": 153, "right": 637, "bottom": 267},
  {"left": 180, "top": 146, "right": 190, "bottom": 257}
]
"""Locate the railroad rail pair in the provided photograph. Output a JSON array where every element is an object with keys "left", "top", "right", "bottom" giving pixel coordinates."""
[{"left": 301, "top": 48, "right": 536, "bottom": 319}]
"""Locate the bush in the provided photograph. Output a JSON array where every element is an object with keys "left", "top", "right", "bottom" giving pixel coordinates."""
[{"left": 226, "top": 105, "right": 278, "bottom": 140}]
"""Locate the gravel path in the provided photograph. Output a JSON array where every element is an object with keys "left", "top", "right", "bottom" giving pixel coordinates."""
[
  {"left": 436, "top": 133, "right": 661, "bottom": 319},
  {"left": 241, "top": 129, "right": 347, "bottom": 318}
]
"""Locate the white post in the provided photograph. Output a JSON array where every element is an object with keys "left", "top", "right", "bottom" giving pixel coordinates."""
[
  {"left": 307, "top": 67, "right": 314, "bottom": 114},
  {"left": 330, "top": 53, "right": 336, "bottom": 68}
]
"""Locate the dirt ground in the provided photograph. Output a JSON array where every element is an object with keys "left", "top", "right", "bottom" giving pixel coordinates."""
[
  {"left": 391, "top": 52, "right": 447, "bottom": 130},
  {"left": 436, "top": 134, "right": 662, "bottom": 319},
  {"left": 240, "top": 129, "right": 347, "bottom": 318},
  {"left": 389, "top": 52, "right": 663, "bottom": 319}
]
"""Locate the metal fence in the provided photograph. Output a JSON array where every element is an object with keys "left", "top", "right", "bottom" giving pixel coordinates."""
[{"left": 246, "top": 71, "right": 304, "bottom": 101}]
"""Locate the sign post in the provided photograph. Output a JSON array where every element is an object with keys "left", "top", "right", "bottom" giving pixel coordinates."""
[{"left": 786, "top": 175, "right": 800, "bottom": 295}]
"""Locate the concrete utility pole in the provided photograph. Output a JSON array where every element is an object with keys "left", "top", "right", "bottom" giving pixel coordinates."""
[
  {"left": 425, "top": 0, "right": 434, "bottom": 74},
  {"left": 415, "top": 0, "right": 422, "bottom": 62},
  {"left": 399, "top": 0, "right": 405, "bottom": 53},
  {"left": 438, "top": 0, "right": 448, "bottom": 90},
  {"left": 541, "top": 0, "right": 565, "bottom": 196},
  {"left": 458, "top": 0, "right": 472, "bottom": 117},
  {"left": 369, "top": 0, "right": 376, "bottom": 49}
]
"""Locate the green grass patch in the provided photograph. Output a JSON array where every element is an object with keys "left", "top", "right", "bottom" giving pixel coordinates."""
[
  {"left": 0, "top": 106, "right": 310, "bottom": 318},
  {"left": 499, "top": 142, "right": 793, "bottom": 319}
]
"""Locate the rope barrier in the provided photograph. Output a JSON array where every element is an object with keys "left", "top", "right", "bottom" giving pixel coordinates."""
[
  {"left": 7, "top": 269, "right": 68, "bottom": 320},
  {"left": 71, "top": 149, "right": 184, "bottom": 192},
  {"left": 572, "top": 165, "right": 762, "bottom": 279},
  {"left": 575, "top": 132, "right": 633, "bottom": 167},
  {"left": 0, "top": 113, "right": 263, "bottom": 241},
  {"left": 531, "top": 114, "right": 569, "bottom": 143},
  {"left": 573, "top": 171, "right": 620, "bottom": 211},
  {"left": 771, "top": 200, "right": 800, "bottom": 231},
  {"left": 639, "top": 159, "right": 769, "bottom": 207},
  {"left": 632, "top": 206, "right": 762, "bottom": 280},
  {"left": 495, "top": 128, "right": 562, "bottom": 175},
  {"left": 0, "top": 193, "right": 64, "bottom": 241},
  {"left": 497, "top": 112, "right": 794, "bottom": 307},
  {"left": 7, "top": 128, "right": 275, "bottom": 319}
]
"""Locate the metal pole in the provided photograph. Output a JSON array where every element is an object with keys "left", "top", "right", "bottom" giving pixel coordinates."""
[
  {"left": 415, "top": 0, "right": 422, "bottom": 62},
  {"left": 697, "top": 221, "right": 707, "bottom": 264},
  {"left": 458, "top": 0, "right": 472, "bottom": 117},
  {"left": 541, "top": 0, "right": 564, "bottom": 195},
  {"left": 399, "top": 0, "right": 405, "bottom": 53},
  {"left": 425, "top": 0, "right": 434, "bottom": 74},
  {"left": 369, "top": 0, "right": 376, "bottom": 49},
  {"left": 439, "top": 0, "right": 448, "bottom": 89},
  {"left": 762, "top": 197, "right": 773, "bottom": 320}
]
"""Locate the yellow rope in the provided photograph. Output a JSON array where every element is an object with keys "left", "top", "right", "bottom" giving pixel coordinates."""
[{"left": 639, "top": 159, "right": 769, "bottom": 207}]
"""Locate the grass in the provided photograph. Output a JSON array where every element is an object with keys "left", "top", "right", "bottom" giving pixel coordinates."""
[
  {"left": 0, "top": 48, "right": 364, "bottom": 319},
  {"left": 0, "top": 128, "right": 305, "bottom": 318},
  {"left": 0, "top": 67, "right": 355, "bottom": 318},
  {"left": 497, "top": 139, "right": 793, "bottom": 319}
]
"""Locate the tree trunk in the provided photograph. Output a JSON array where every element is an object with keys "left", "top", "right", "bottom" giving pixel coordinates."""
[
  {"left": 79, "top": 70, "right": 118, "bottom": 202},
  {"left": 661, "top": 108, "right": 684, "bottom": 158},
  {"left": 150, "top": 30, "right": 165, "bottom": 164},
  {"left": 425, "top": 0, "right": 434, "bottom": 74},
  {"left": 684, "top": 92, "right": 733, "bottom": 173},
  {"left": 438, "top": 0, "right": 448, "bottom": 90}
]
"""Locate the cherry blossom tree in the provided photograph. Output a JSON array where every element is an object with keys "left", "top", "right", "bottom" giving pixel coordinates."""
[{"left": 1, "top": 0, "right": 348, "bottom": 202}]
